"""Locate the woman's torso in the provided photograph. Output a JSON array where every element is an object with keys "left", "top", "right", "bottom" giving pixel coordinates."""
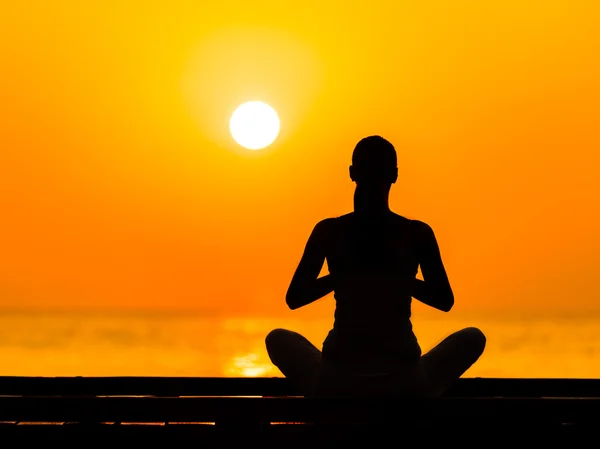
[{"left": 321, "top": 212, "right": 422, "bottom": 371}]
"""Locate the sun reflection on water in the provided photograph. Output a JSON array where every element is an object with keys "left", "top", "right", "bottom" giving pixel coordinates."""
[{"left": 226, "top": 352, "right": 277, "bottom": 377}]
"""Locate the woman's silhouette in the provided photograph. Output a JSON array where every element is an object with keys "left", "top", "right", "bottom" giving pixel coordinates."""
[{"left": 265, "top": 136, "right": 486, "bottom": 397}]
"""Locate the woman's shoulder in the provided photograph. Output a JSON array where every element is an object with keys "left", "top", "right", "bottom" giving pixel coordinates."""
[
  {"left": 312, "top": 213, "right": 355, "bottom": 236},
  {"left": 408, "top": 218, "right": 434, "bottom": 233},
  {"left": 319, "top": 213, "right": 353, "bottom": 225},
  {"left": 390, "top": 214, "right": 432, "bottom": 230},
  {"left": 390, "top": 215, "right": 437, "bottom": 247},
  {"left": 313, "top": 215, "right": 343, "bottom": 233}
]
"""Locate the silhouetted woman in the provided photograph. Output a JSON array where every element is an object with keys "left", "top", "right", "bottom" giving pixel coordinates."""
[{"left": 265, "top": 136, "right": 486, "bottom": 397}]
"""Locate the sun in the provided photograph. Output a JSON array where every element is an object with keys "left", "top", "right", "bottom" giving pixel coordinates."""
[{"left": 229, "top": 101, "right": 280, "bottom": 150}]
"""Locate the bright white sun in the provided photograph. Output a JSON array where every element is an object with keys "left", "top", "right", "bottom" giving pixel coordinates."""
[{"left": 229, "top": 101, "right": 280, "bottom": 150}]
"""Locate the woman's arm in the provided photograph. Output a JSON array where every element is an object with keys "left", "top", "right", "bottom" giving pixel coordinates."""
[
  {"left": 286, "top": 220, "right": 334, "bottom": 310},
  {"left": 411, "top": 221, "right": 454, "bottom": 312}
]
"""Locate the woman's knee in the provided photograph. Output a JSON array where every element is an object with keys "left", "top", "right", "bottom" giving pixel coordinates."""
[
  {"left": 461, "top": 327, "right": 487, "bottom": 356},
  {"left": 265, "top": 328, "right": 295, "bottom": 361},
  {"left": 265, "top": 328, "right": 287, "bottom": 350},
  {"left": 265, "top": 329, "right": 284, "bottom": 364}
]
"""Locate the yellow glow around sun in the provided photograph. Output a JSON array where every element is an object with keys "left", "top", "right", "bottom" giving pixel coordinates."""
[{"left": 229, "top": 101, "right": 280, "bottom": 150}]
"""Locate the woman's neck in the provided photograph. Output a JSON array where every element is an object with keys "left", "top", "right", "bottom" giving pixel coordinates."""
[{"left": 353, "top": 185, "right": 391, "bottom": 215}]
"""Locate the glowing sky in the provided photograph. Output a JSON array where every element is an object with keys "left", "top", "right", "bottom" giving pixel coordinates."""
[{"left": 1, "top": 1, "right": 599, "bottom": 317}]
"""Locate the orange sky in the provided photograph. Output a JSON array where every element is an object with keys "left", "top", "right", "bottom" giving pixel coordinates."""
[{"left": 1, "top": 1, "right": 599, "bottom": 317}]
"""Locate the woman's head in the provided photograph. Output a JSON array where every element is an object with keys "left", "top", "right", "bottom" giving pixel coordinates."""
[{"left": 350, "top": 136, "right": 398, "bottom": 187}]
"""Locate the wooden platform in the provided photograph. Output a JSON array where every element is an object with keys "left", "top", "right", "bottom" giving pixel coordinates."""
[{"left": 0, "top": 377, "right": 598, "bottom": 446}]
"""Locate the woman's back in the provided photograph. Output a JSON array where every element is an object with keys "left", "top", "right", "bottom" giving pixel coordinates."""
[{"left": 321, "top": 212, "right": 423, "bottom": 368}]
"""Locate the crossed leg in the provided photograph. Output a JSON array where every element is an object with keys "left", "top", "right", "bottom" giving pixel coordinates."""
[
  {"left": 266, "top": 326, "right": 486, "bottom": 398},
  {"left": 265, "top": 328, "right": 322, "bottom": 396},
  {"left": 419, "top": 327, "right": 487, "bottom": 397}
]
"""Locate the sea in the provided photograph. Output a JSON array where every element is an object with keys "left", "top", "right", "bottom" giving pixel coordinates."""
[{"left": 1, "top": 309, "right": 599, "bottom": 378}]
